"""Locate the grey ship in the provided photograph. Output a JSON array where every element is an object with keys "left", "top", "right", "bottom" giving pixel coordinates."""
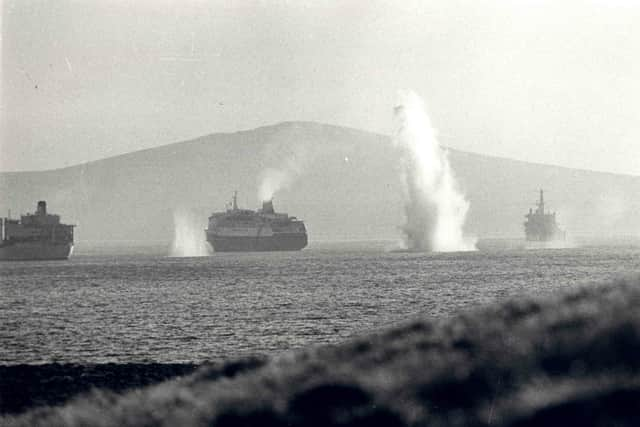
[
  {"left": 206, "top": 192, "right": 307, "bottom": 252},
  {"left": 0, "top": 201, "right": 75, "bottom": 260},
  {"left": 524, "top": 190, "right": 565, "bottom": 241}
]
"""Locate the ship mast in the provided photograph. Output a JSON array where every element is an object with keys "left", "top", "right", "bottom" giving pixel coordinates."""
[
  {"left": 232, "top": 190, "right": 238, "bottom": 211},
  {"left": 537, "top": 189, "right": 545, "bottom": 215}
]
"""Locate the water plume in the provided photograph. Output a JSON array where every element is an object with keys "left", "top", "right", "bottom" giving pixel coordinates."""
[
  {"left": 393, "top": 91, "right": 476, "bottom": 252},
  {"left": 169, "top": 208, "right": 210, "bottom": 257}
]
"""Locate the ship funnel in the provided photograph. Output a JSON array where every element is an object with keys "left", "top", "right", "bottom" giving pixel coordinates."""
[
  {"left": 262, "top": 199, "right": 275, "bottom": 214},
  {"left": 37, "top": 201, "right": 47, "bottom": 216}
]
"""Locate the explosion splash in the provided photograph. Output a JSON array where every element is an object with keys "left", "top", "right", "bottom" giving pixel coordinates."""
[
  {"left": 169, "top": 208, "right": 210, "bottom": 257},
  {"left": 393, "top": 91, "right": 476, "bottom": 252}
]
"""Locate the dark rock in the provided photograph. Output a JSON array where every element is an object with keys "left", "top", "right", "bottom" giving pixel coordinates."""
[
  {"left": 507, "top": 385, "right": 640, "bottom": 427},
  {"left": 213, "top": 408, "right": 286, "bottom": 427},
  {"left": 0, "top": 363, "right": 198, "bottom": 415}
]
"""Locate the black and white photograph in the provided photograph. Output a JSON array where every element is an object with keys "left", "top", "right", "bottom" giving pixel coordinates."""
[{"left": 1, "top": 1, "right": 640, "bottom": 425}]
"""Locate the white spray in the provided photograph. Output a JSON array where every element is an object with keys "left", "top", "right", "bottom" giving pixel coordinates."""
[
  {"left": 169, "top": 208, "right": 210, "bottom": 257},
  {"left": 393, "top": 91, "right": 476, "bottom": 252}
]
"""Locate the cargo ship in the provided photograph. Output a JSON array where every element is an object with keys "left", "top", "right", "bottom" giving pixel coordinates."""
[
  {"left": 0, "top": 201, "right": 75, "bottom": 260},
  {"left": 524, "top": 190, "right": 565, "bottom": 241},
  {"left": 206, "top": 192, "right": 307, "bottom": 252}
]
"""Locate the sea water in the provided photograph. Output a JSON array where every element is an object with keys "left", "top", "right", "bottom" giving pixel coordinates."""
[{"left": 1, "top": 242, "right": 639, "bottom": 364}]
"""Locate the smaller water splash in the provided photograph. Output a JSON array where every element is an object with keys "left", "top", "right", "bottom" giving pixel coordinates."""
[{"left": 169, "top": 208, "right": 210, "bottom": 257}]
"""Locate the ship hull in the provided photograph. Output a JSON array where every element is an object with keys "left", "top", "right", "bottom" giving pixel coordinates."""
[
  {"left": 206, "top": 233, "right": 307, "bottom": 252},
  {"left": 0, "top": 241, "right": 73, "bottom": 261},
  {"left": 525, "top": 231, "right": 566, "bottom": 242}
]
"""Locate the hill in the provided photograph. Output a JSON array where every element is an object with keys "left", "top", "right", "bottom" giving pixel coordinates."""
[{"left": 1, "top": 122, "right": 639, "bottom": 243}]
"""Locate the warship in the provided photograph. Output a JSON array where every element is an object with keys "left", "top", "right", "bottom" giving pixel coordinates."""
[
  {"left": 206, "top": 192, "right": 307, "bottom": 252},
  {"left": 0, "top": 201, "right": 75, "bottom": 260},
  {"left": 524, "top": 190, "right": 565, "bottom": 241}
]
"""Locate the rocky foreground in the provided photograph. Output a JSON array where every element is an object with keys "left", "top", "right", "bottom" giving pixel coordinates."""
[
  {"left": 0, "top": 363, "right": 199, "bottom": 415},
  {"left": 3, "top": 276, "right": 640, "bottom": 426}
]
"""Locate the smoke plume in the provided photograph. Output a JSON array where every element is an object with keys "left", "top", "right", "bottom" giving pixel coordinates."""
[
  {"left": 258, "top": 137, "right": 311, "bottom": 202},
  {"left": 258, "top": 161, "right": 302, "bottom": 203},
  {"left": 169, "top": 208, "right": 210, "bottom": 257},
  {"left": 393, "top": 91, "right": 476, "bottom": 252}
]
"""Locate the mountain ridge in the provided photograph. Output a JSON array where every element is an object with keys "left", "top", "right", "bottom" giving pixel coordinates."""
[
  {"left": 1, "top": 121, "right": 639, "bottom": 243},
  {"left": 3, "top": 121, "right": 636, "bottom": 179}
]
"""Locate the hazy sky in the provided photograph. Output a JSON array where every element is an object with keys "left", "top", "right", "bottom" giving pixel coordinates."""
[{"left": 2, "top": 0, "right": 639, "bottom": 174}]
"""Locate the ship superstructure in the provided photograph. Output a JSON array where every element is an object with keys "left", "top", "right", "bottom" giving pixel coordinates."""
[
  {"left": 206, "top": 192, "right": 307, "bottom": 252},
  {"left": 524, "top": 190, "right": 565, "bottom": 241},
  {"left": 0, "top": 201, "right": 75, "bottom": 260}
]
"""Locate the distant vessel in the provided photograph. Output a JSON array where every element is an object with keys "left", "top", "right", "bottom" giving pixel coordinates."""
[
  {"left": 524, "top": 190, "right": 565, "bottom": 241},
  {"left": 1, "top": 201, "right": 75, "bottom": 260},
  {"left": 206, "top": 192, "right": 308, "bottom": 252}
]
